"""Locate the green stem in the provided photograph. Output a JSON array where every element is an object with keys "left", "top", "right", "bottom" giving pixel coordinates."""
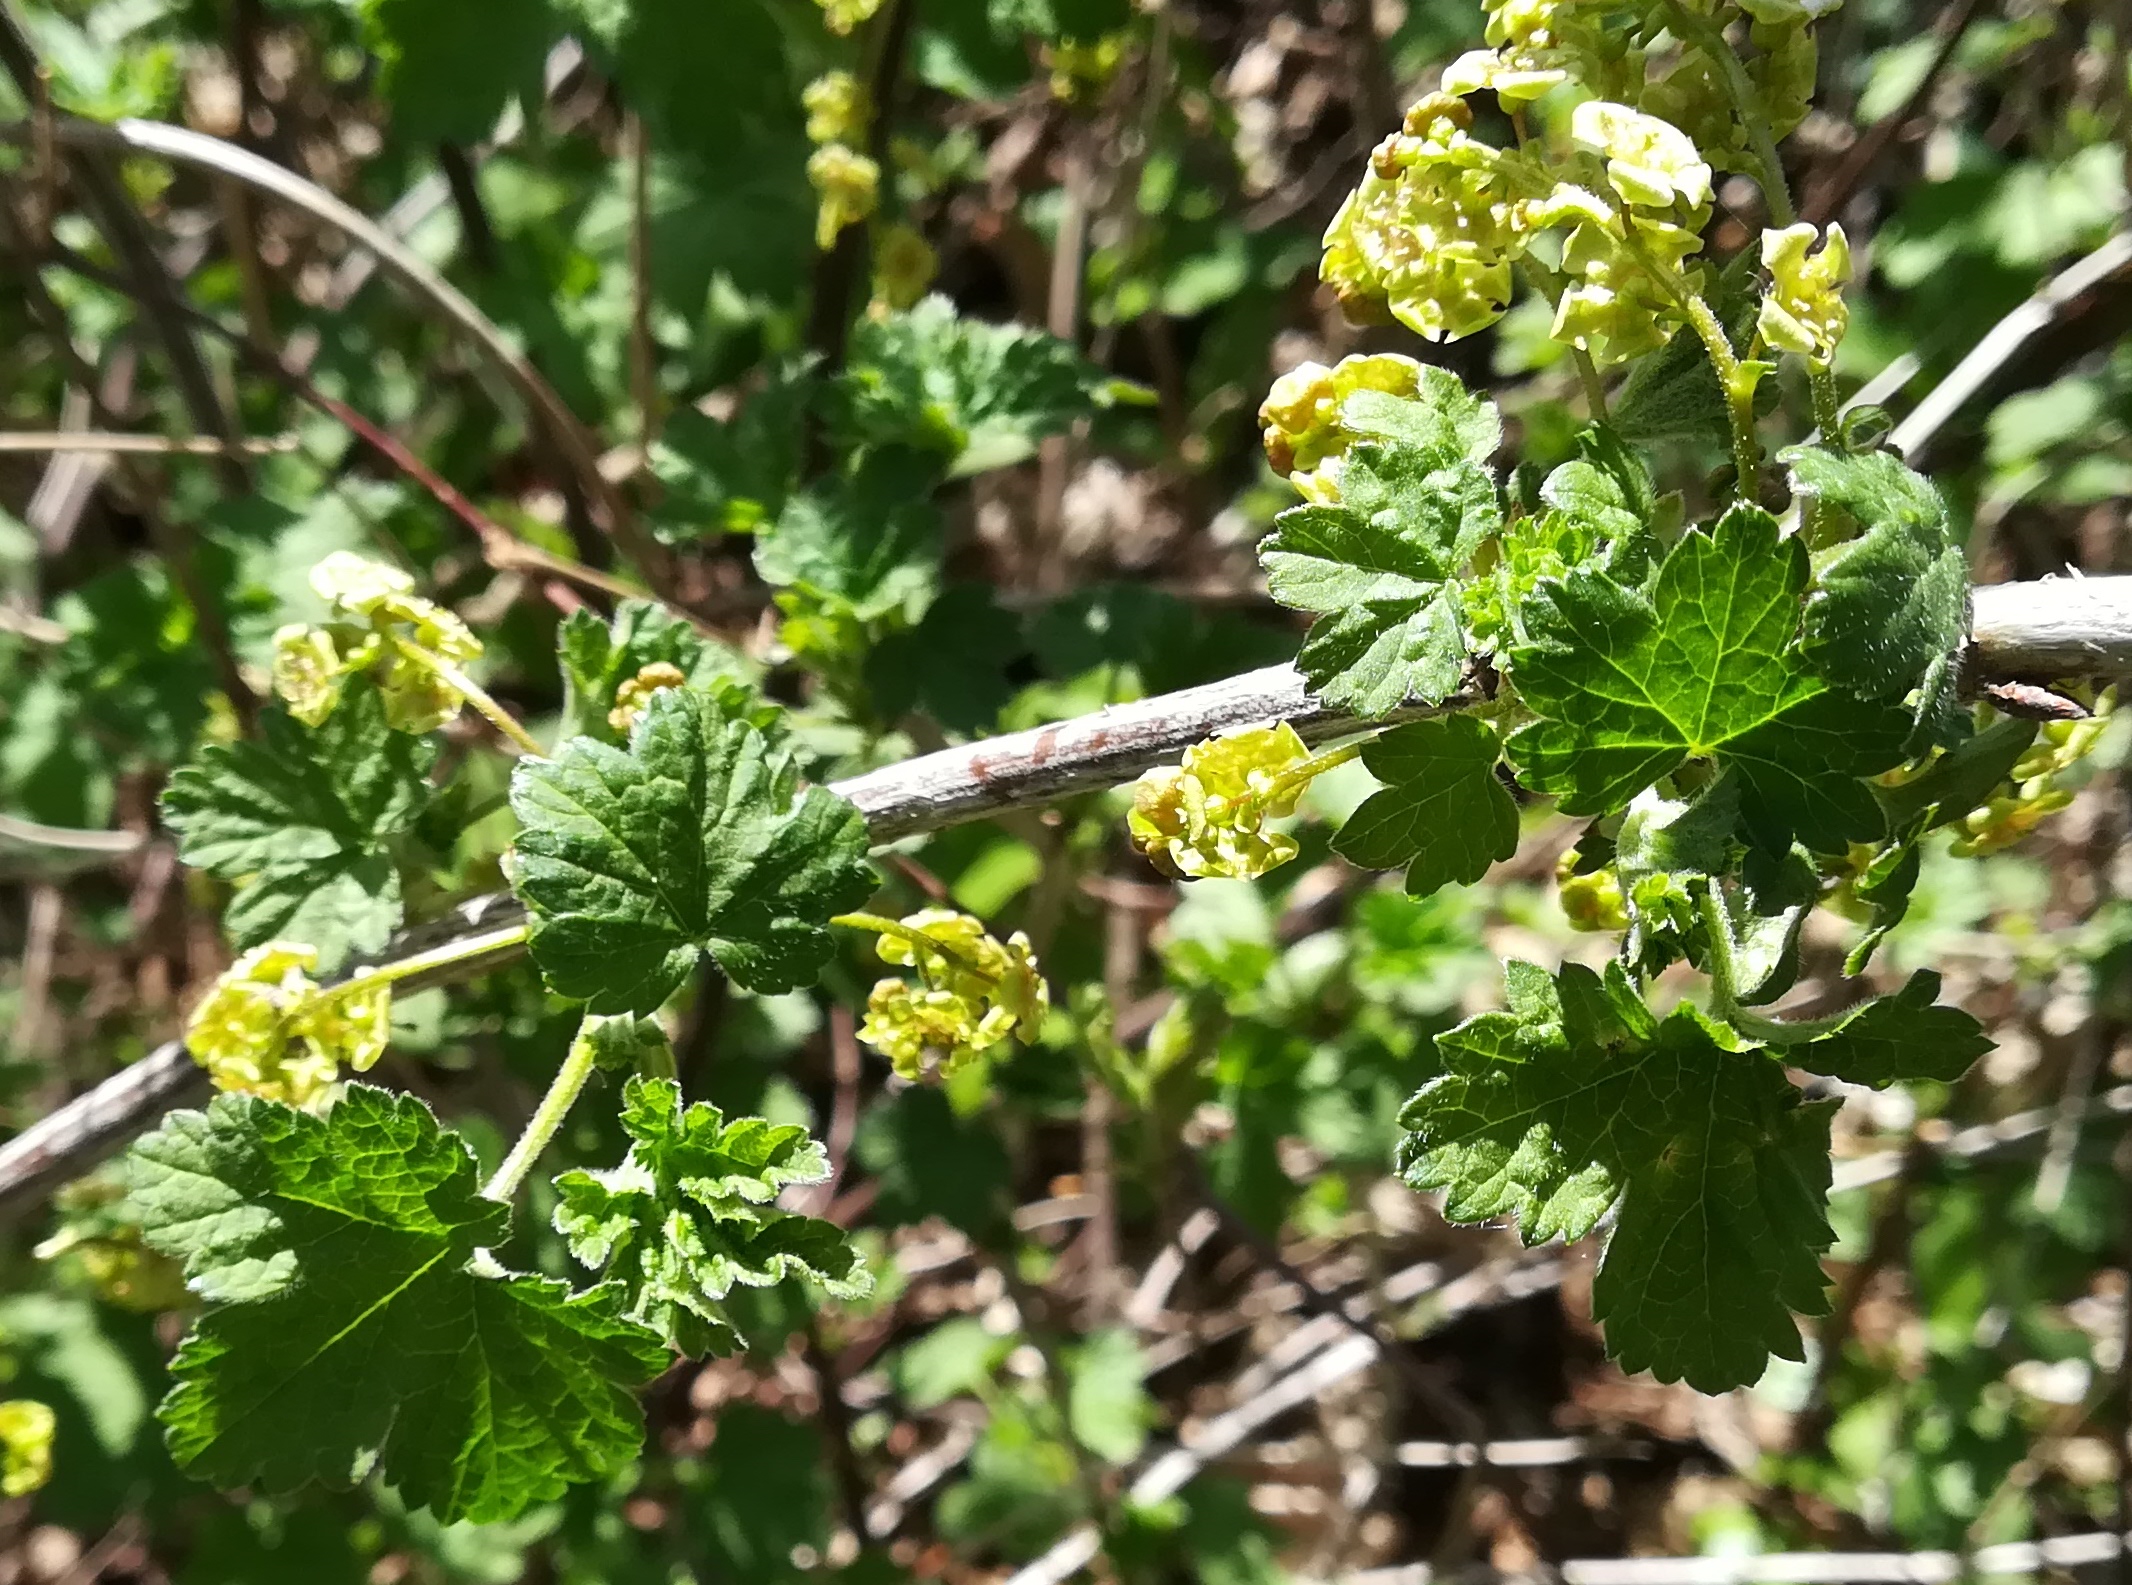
[
  {"left": 832, "top": 911, "right": 1000, "bottom": 980},
  {"left": 391, "top": 636, "right": 545, "bottom": 758},
  {"left": 1618, "top": 228, "right": 1762, "bottom": 492},
  {"left": 1661, "top": 0, "right": 1797, "bottom": 227},
  {"left": 310, "top": 921, "right": 531, "bottom": 1005},
  {"left": 1574, "top": 348, "right": 1612, "bottom": 423},
  {"left": 1265, "top": 740, "right": 1365, "bottom": 805},
  {"left": 483, "top": 1010, "right": 603, "bottom": 1201},
  {"left": 1728, "top": 1005, "right": 1852, "bottom": 1047},
  {"left": 1695, "top": 881, "right": 1742, "bottom": 1019},
  {"left": 1809, "top": 361, "right": 1842, "bottom": 439}
]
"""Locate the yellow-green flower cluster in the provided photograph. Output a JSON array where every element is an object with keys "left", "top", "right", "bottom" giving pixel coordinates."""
[
  {"left": 1321, "top": 94, "right": 1547, "bottom": 340},
  {"left": 183, "top": 942, "right": 391, "bottom": 1110},
  {"left": 872, "top": 222, "right": 939, "bottom": 313},
  {"left": 1044, "top": 34, "right": 1127, "bottom": 102},
  {"left": 35, "top": 1176, "right": 191, "bottom": 1313},
  {"left": 815, "top": 0, "right": 883, "bottom": 35},
  {"left": 803, "top": 71, "right": 868, "bottom": 145},
  {"left": 608, "top": 661, "right": 686, "bottom": 735},
  {"left": 855, "top": 910, "right": 1049, "bottom": 1080},
  {"left": 1441, "top": 0, "right": 1635, "bottom": 105},
  {"left": 1259, "top": 353, "right": 1426, "bottom": 503},
  {"left": 1757, "top": 221, "right": 1850, "bottom": 365},
  {"left": 1555, "top": 849, "right": 1630, "bottom": 932},
  {"left": 272, "top": 551, "right": 482, "bottom": 734},
  {"left": 0, "top": 1401, "right": 54, "bottom": 1498},
  {"left": 1128, "top": 723, "right": 1312, "bottom": 881},
  {"left": 1319, "top": 89, "right": 1716, "bottom": 363},
  {"left": 1951, "top": 694, "right": 2116, "bottom": 858},
  {"left": 808, "top": 142, "right": 880, "bottom": 251}
]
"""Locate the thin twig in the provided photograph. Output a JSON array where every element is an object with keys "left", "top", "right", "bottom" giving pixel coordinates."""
[
  {"left": 0, "top": 430, "right": 298, "bottom": 455},
  {"left": 12, "top": 114, "right": 661, "bottom": 579},
  {"left": 1890, "top": 228, "right": 2132, "bottom": 460}
]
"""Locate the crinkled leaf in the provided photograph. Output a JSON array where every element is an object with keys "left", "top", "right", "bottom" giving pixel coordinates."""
[
  {"left": 1786, "top": 446, "right": 1968, "bottom": 745},
  {"left": 1789, "top": 970, "right": 1991, "bottom": 1088},
  {"left": 554, "top": 1077, "right": 870, "bottom": 1357},
  {"left": 1261, "top": 436, "right": 1499, "bottom": 716},
  {"left": 1505, "top": 505, "right": 1911, "bottom": 852},
  {"left": 753, "top": 447, "right": 943, "bottom": 627},
  {"left": 1334, "top": 715, "right": 1518, "bottom": 896},
  {"left": 1399, "top": 963, "right": 1834, "bottom": 1392},
  {"left": 1723, "top": 845, "right": 1819, "bottom": 1006},
  {"left": 160, "top": 683, "right": 433, "bottom": 968},
  {"left": 555, "top": 597, "right": 764, "bottom": 745},
  {"left": 1339, "top": 367, "right": 1502, "bottom": 466},
  {"left": 125, "top": 1085, "right": 665, "bottom": 1524},
  {"left": 509, "top": 690, "right": 876, "bottom": 1013},
  {"left": 842, "top": 296, "right": 1111, "bottom": 475}
]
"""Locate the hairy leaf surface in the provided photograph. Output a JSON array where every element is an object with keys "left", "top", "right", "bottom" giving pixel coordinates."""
[
  {"left": 510, "top": 691, "right": 875, "bottom": 1013},
  {"left": 555, "top": 1077, "right": 870, "bottom": 1356},
  {"left": 126, "top": 1086, "right": 665, "bottom": 1524}
]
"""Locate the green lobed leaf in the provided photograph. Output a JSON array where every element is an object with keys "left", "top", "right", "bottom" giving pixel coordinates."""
[
  {"left": 1504, "top": 504, "right": 1912, "bottom": 853},
  {"left": 554, "top": 1077, "right": 871, "bottom": 1358},
  {"left": 1464, "top": 452, "right": 1655, "bottom": 652},
  {"left": 753, "top": 448, "right": 944, "bottom": 629},
  {"left": 1785, "top": 445, "right": 1969, "bottom": 745},
  {"left": 555, "top": 597, "right": 764, "bottom": 745},
  {"left": 509, "top": 690, "right": 876, "bottom": 1013},
  {"left": 125, "top": 1085, "right": 666, "bottom": 1524},
  {"left": 1788, "top": 970, "right": 1992, "bottom": 1088},
  {"left": 1260, "top": 416, "right": 1500, "bottom": 715},
  {"left": 1398, "top": 962, "right": 1835, "bottom": 1392},
  {"left": 1333, "top": 716, "right": 1518, "bottom": 896},
  {"left": 841, "top": 296, "right": 1111, "bottom": 475},
  {"left": 159, "top": 683, "right": 434, "bottom": 968}
]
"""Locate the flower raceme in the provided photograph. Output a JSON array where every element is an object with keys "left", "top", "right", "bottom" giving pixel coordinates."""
[
  {"left": 1259, "top": 353, "right": 1427, "bottom": 503},
  {"left": 271, "top": 551, "right": 483, "bottom": 734},
  {"left": 1126, "top": 723, "right": 1357, "bottom": 882},
  {"left": 846, "top": 910, "right": 1049, "bottom": 1080},
  {"left": 182, "top": 941, "right": 390, "bottom": 1110},
  {"left": 1757, "top": 222, "right": 1851, "bottom": 365},
  {"left": 807, "top": 143, "right": 881, "bottom": 251}
]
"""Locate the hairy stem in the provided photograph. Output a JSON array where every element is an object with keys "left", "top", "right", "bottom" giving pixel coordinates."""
[
  {"left": 1809, "top": 361, "right": 1843, "bottom": 439},
  {"left": 484, "top": 1012, "right": 603, "bottom": 1201},
  {"left": 391, "top": 636, "right": 546, "bottom": 758},
  {"left": 1696, "top": 881, "right": 1742, "bottom": 1019},
  {"left": 1662, "top": 0, "right": 1796, "bottom": 227}
]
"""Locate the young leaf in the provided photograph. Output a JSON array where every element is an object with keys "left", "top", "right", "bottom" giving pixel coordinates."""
[
  {"left": 554, "top": 1077, "right": 871, "bottom": 1357},
  {"left": 1399, "top": 961, "right": 1836, "bottom": 1393},
  {"left": 555, "top": 597, "right": 764, "bottom": 745},
  {"left": 126, "top": 1085, "right": 666, "bottom": 1524},
  {"left": 1785, "top": 445, "right": 1968, "bottom": 745},
  {"left": 1504, "top": 504, "right": 1911, "bottom": 852},
  {"left": 1333, "top": 716, "right": 1518, "bottom": 895},
  {"left": 160, "top": 682, "right": 434, "bottom": 968},
  {"left": 1260, "top": 440, "right": 1499, "bottom": 716},
  {"left": 509, "top": 690, "right": 876, "bottom": 1013},
  {"left": 841, "top": 295, "right": 1112, "bottom": 475},
  {"left": 1788, "top": 969, "right": 1991, "bottom": 1088},
  {"left": 753, "top": 447, "right": 943, "bottom": 630}
]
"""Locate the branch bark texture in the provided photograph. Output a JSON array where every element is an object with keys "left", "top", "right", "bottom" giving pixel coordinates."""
[{"left": 1, "top": 575, "right": 2127, "bottom": 1218}]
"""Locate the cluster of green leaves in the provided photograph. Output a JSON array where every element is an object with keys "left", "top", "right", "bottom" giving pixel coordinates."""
[{"left": 1261, "top": 374, "right": 1997, "bottom": 1390}]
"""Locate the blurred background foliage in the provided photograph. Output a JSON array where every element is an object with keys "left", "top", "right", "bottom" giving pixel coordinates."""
[{"left": 0, "top": 0, "right": 2130, "bottom": 1579}]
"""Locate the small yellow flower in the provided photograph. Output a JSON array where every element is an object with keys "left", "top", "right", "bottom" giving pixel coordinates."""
[
  {"left": 1757, "top": 222, "right": 1851, "bottom": 365},
  {"left": 1556, "top": 851, "right": 1629, "bottom": 933},
  {"left": 1128, "top": 723, "right": 1311, "bottom": 881},
  {"left": 808, "top": 143, "right": 880, "bottom": 251},
  {"left": 803, "top": 70, "right": 868, "bottom": 146},
  {"left": 183, "top": 943, "right": 393, "bottom": 1109},
  {"left": 853, "top": 910, "right": 1049, "bottom": 1080},
  {"left": 1569, "top": 101, "right": 1713, "bottom": 213},
  {"left": 1319, "top": 96, "right": 1545, "bottom": 342},
  {"left": 816, "top": 0, "right": 883, "bottom": 35},
  {"left": 608, "top": 662, "right": 688, "bottom": 736},
  {"left": 872, "top": 223, "right": 938, "bottom": 313},
  {"left": 1259, "top": 353, "right": 1427, "bottom": 503},
  {"left": 0, "top": 1401, "right": 54, "bottom": 1498},
  {"left": 272, "top": 554, "right": 483, "bottom": 734}
]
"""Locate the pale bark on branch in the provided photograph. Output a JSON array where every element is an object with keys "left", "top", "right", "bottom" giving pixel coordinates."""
[{"left": 1, "top": 574, "right": 2127, "bottom": 1218}]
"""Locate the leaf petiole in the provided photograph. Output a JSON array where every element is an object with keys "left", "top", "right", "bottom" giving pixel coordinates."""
[
  {"left": 484, "top": 1010, "right": 605, "bottom": 1201},
  {"left": 832, "top": 911, "right": 999, "bottom": 980},
  {"left": 391, "top": 635, "right": 546, "bottom": 758},
  {"left": 307, "top": 921, "right": 533, "bottom": 1008}
]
